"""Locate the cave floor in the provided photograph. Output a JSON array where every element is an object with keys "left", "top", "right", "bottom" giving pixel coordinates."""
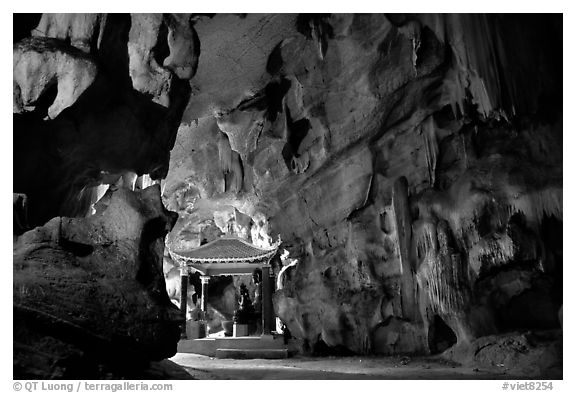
[{"left": 170, "top": 353, "right": 517, "bottom": 380}]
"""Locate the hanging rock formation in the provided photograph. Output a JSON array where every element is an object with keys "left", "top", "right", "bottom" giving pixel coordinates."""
[{"left": 13, "top": 13, "right": 198, "bottom": 227}]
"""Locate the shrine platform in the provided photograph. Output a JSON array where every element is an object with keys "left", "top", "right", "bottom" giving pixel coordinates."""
[{"left": 177, "top": 334, "right": 296, "bottom": 359}]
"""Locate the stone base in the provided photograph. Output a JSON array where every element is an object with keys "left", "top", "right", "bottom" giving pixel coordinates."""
[
  {"left": 177, "top": 334, "right": 295, "bottom": 357},
  {"left": 186, "top": 320, "right": 207, "bottom": 339},
  {"left": 233, "top": 323, "right": 249, "bottom": 337},
  {"left": 215, "top": 348, "right": 289, "bottom": 359}
]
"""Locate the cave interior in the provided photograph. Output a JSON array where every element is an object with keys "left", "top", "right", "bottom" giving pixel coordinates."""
[{"left": 12, "top": 13, "right": 562, "bottom": 379}]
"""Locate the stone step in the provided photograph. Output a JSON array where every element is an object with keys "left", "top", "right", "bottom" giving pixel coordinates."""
[
  {"left": 177, "top": 335, "right": 289, "bottom": 357},
  {"left": 215, "top": 348, "right": 289, "bottom": 359}
]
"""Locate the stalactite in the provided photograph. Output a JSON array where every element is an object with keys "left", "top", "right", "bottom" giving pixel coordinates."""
[
  {"left": 217, "top": 132, "right": 233, "bottom": 173},
  {"left": 414, "top": 220, "right": 438, "bottom": 263},
  {"left": 226, "top": 151, "right": 244, "bottom": 194},
  {"left": 398, "top": 20, "right": 421, "bottom": 76},
  {"left": 420, "top": 116, "right": 438, "bottom": 187},
  {"left": 442, "top": 67, "right": 467, "bottom": 118},
  {"left": 416, "top": 221, "right": 469, "bottom": 316},
  {"left": 437, "top": 254, "right": 468, "bottom": 314},
  {"left": 468, "top": 71, "right": 493, "bottom": 118},
  {"left": 433, "top": 15, "right": 497, "bottom": 118},
  {"left": 392, "top": 176, "right": 417, "bottom": 321},
  {"left": 467, "top": 233, "right": 516, "bottom": 276},
  {"left": 460, "top": 133, "right": 468, "bottom": 169},
  {"left": 507, "top": 188, "right": 563, "bottom": 227}
]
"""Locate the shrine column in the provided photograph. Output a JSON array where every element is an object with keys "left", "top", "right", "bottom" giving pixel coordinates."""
[
  {"left": 179, "top": 264, "right": 189, "bottom": 338},
  {"left": 269, "top": 268, "right": 276, "bottom": 332},
  {"left": 261, "top": 265, "right": 273, "bottom": 335},
  {"left": 200, "top": 275, "right": 210, "bottom": 317}
]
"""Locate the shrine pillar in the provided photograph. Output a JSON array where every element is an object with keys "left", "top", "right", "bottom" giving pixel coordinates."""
[
  {"left": 179, "top": 264, "right": 189, "bottom": 338},
  {"left": 261, "top": 265, "right": 273, "bottom": 335},
  {"left": 200, "top": 275, "right": 210, "bottom": 317}
]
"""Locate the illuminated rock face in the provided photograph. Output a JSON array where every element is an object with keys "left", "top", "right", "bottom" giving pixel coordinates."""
[
  {"left": 162, "top": 14, "right": 562, "bottom": 362},
  {"left": 14, "top": 13, "right": 562, "bottom": 376}
]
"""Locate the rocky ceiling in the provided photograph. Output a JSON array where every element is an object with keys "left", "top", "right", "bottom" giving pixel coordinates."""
[{"left": 13, "top": 13, "right": 562, "bottom": 378}]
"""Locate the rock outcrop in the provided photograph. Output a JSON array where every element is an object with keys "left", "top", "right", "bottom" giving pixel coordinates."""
[{"left": 14, "top": 185, "right": 182, "bottom": 379}]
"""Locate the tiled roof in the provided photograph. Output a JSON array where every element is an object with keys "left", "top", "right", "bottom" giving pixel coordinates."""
[{"left": 170, "top": 237, "right": 278, "bottom": 263}]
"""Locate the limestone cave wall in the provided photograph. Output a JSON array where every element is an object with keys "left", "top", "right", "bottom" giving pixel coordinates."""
[{"left": 13, "top": 13, "right": 562, "bottom": 378}]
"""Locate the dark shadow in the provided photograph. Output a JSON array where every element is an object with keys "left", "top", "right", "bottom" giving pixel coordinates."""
[
  {"left": 541, "top": 214, "right": 563, "bottom": 305},
  {"left": 266, "top": 41, "right": 284, "bottom": 75},
  {"left": 499, "top": 288, "right": 560, "bottom": 331},
  {"left": 428, "top": 315, "right": 457, "bottom": 354},
  {"left": 281, "top": 106, "right": 311, "bottom": 169},
  {"left": 13, "top": 13, "right": 42, "bottom": 43},
  {"left": 152, "top": 21, "right": 170, "bottom": 66},
  {"left": 137, "top": 215, "right": 178, "bottom": 305},
  {"left": 97, "top": 13, "right": 132, "bottom": 88},
  {"left": 59, "top": 238, "right": 94, "bottom": 257}
]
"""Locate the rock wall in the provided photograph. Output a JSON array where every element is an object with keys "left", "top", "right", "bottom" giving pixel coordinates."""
[
  {"left": 13, "top": 13, "right": 199, "bottom": 379},
  {"left": 14, "top": 13, "right": 562, "bottom": 376},
  {"left": 13, "top": 14, "right": 197, "bottom": 227},
  {"left": 14, "top": 185, "right": 182, "bottom": 378},
  {"left": 159, "top": 14, "right": 562, "bottom": 360}
]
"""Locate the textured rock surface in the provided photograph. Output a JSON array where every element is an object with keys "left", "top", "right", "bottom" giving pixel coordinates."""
[
  {"left": 13, "top": 37, "right": 98, "bottom": 118},
  {"left": 13, "top": 185, "right": 183, "bottom": 379},
  {"left": 13, "top": 13, "right": 197, "bottom": 228},
  {"left": 444, "top": 331, "right": 562, "bottom": 379},
  {"left": 157, "top": 14, "right": 562, "bottom": 361},
  {"left": 14, "top": 13, "right": 562, "bottom": 377}
]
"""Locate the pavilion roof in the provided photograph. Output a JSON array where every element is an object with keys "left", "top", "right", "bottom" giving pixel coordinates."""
[{"left": 169, "top": 236, "right": 279, "bottom": 264}]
